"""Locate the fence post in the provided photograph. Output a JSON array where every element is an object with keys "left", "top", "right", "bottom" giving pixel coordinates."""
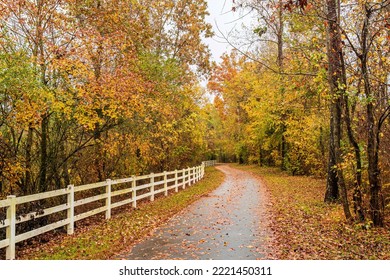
[
  {"left": 150, "top": 173, "right": 155, "bottom": 202},
  {"left": 6, "top": 195, "right": 16, "bottom": 260},
  {"left": 67, "top": 184, "right": 74, "bottom": 235},
  {"left": 192, "top": 166, "right": 198, "bottom": 184},
  {"left": 189, "top": 167, "right": 192, "bottom": 186},
  {"left": 181, "top": 169, "right": 185, "bottom": 190},
  {"left": 164, "top": 171, "right": 168, "bottom": 196},
  {"left": 186, "top": 167, "right": 189, "bottom": 187},
  {"left": 193, "top": 167, "right": 196, "bottom": 184},
  {"left": 105, "top": 179, "right": 112, "bottom": 219},
  {"left": 194, "top": 166, "right": 197, "bottom": 183},
  {"left": 183, "top": 168, "right": 187, "bottom": 189},
  {"left": 201, "top": 162, "right": 205, "bottom": 178},
  {"left": 174, "top": 170, "right": 178, "bottom": 192},
  {"left": 132, "top": 176, "right": 137, "bottom": 208}
]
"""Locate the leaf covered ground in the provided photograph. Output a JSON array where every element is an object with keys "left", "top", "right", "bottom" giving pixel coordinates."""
[
  {"left": 18, "top": 167, "right": 224, "bottom": 260},
  {"left": 234, "top": 165, "right": 390, "bottom": 260}
]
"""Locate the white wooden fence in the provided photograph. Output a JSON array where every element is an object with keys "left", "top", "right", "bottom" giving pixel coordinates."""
[
  {"left": 203, "top": 160, "right": 217, "bottom": 167},
  {"left": 0, "top": 161, "right": 216, "bottom": 259}
]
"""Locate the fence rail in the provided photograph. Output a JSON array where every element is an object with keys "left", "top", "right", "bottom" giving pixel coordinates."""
[
  {"left": 203, "top": 160, "right": 217, "bottom": 167},
  {"left": 0, "top": 161, "right": 216, "bottom": 259}
]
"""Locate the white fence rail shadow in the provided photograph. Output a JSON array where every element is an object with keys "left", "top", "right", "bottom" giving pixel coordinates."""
[{"left": 0, "top": 160, "right": 217, "bottom": 259}]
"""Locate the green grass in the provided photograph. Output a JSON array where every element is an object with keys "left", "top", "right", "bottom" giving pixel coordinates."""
[
  {"left": 232, "top": 164, "right": 390, "bottom": 260},
  {"left": 19, "top": 167, "right": 225, "bottom": 260}
]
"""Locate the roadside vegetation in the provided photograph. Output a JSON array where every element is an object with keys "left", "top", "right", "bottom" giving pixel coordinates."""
[
  {"left": 208, "top": 1, "right": 390, "bottom": 227},
  {"left": 234, "top": 165, "right": 390, "bottom": 260}
]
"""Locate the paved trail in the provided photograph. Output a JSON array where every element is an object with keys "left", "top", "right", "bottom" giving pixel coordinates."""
[{"left": 118, "top": 165, "right": 272, "bottom": 260}]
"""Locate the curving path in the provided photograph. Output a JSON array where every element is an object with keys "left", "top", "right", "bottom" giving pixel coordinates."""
[{"left": 117, "top": 164, "right": 272, "bottom": 260}]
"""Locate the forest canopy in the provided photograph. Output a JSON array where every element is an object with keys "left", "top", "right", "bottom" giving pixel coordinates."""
[{"left": 0, "top": 0, "right": 214, "bottom": 197}]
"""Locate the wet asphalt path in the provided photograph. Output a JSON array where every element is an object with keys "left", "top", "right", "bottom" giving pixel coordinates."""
[{"left": 119, "top": 165, "right": 271, "bottom": 260}]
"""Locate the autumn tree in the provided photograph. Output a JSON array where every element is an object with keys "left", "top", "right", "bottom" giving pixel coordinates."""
[
  {"left": 214, "top": 0, "right": 389, "bottom": 226},
  {"left": 0, "top": 0, "right": 213, "bottom": 200},
  {"left": 341, "top": 0, "right": 390, "bottom": 226}
]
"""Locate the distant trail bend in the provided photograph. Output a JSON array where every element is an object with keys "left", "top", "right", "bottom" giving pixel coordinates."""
[{"left": 117, "top": 164, "right": 273, "bottom": 260}]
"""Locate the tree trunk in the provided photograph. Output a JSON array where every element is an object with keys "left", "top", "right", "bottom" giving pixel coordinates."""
[
  {"left": 324, "top": 0, "right": 352, "bottom": 221},
  {"left": 25, "top": 125, "right": 34, "bottom": 195},
  {"left": 39, "top": 114, "right": 49, "bottom": 192},
  {"left": 367, "top": 102, "right": 384, "bottom": 226},
  {"left": 325, "top": 110, "right": 338, "bottom": 201},
  {"left": 324, "top": 0, "right": 340, "bottom": 202},
  {"left": 334, "top": 97, "right": 352, "bottom": 221},
  {"left": 340, "top": 28, "right": 365, "bottom": 221},
  {"left": 344, "top": 96, "right": 365, "bottom": 221},
  {"left": 360, "top": 5, "right": 384, "bottom": 227},
  {"left": 277, "top": 0, "right": 287, "bottom": 171}
]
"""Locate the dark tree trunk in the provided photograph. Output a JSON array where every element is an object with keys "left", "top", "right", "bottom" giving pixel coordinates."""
[
  {"left": 334, "top": 97, "right": 352, "bottom": 221},
  {"left": 344, "top": 96, "right": 365, "bottom": 221},
  {"left": 277, "top": 0, "right": 287, "bottom": 171},
  {"left": 367, "top": 102, "right": 384, "bottom": 226},
  {"left": 259, "top": 145, "right": 263, "bottom": 166},
  {"left": 324, "top": 0, "right": 341, "bottom": 203},
  {"left": 25, "top": 125, "right": 34, "bottom": 195},
  {"left": 360, "top": 5, "right": 384, "bottom": 227},
  {"left": 324, "top": 0, "right": 352, "bottom": 221},
  {"left": 340, "top": 29, "right": 365, "bottom": 221},
  {"left": 325, "top": 106, "right": 339, "bottom": 201},
  {"left": 39, "top": 114, "right": 49, "bottom": 192}
]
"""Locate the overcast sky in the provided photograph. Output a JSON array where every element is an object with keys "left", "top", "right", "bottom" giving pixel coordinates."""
[
  {"left": 201, "top": 1, "right": 255, "bottom": 95},
  {"left": 204, "top": 0, "right": 251, "bottom": 63}
]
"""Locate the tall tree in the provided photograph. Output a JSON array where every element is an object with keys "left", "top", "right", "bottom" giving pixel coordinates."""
[
  {"left": 354, "top": 1, "right": 389, "bottom": 226},
  {"left": 0, "top": 0, "right": 213, "bottom": 198}
]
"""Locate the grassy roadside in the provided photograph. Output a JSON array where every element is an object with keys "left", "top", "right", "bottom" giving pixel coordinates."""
[
  {"left": 233, "top": 164, "right": 390, "bottom": 260},
  {"left": 19, "top": 167, "right": 225, "bottom": 260}
]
